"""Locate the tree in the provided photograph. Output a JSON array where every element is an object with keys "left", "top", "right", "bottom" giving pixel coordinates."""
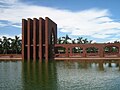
[
  {"left": 83, "top": 38, "right": 88, "bottom": 44},
  {"left": 72, "top": 39, "right": 76, "bottom": 44},
  {"left": 114, "top": 40, "right": 120, "bottom": 43},
  {"left": 57, "top": 37, "right": 62, "bottom": 44},
  {"left": 0, "top": 38, "right": 3, "bottom": 54},
  {"left": 89, "top": 40, "right": 93, "bottom": 44},
  {"left": 10, "top": 36, "right": 22, "bottom": 54},
  {"left": 77, "top": 37, "right": 83, "bottom": 44},
  {"left": 62, "top": 34, "right": 71, "bottom": 44},
  {"left": 2, "top": 36, "right": 11, "bottom": 54}
]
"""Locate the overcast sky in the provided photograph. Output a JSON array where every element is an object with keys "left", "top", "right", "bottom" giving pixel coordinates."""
[{"left": 0, "top": 0, "right": 120, "bottom": 42}]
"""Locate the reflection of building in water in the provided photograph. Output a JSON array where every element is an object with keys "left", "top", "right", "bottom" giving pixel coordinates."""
[
  {"left": 22, "top": 62, "right": 57, "bottom": 90},
  {"left": 98, "top": 61, "right": 104, "bottom": 71},
  {"left": 55, "top": 61, "right": 120, "bottom": 89},
  {"left": 21, "top": 61, "right": 120, "bottom": 89}
]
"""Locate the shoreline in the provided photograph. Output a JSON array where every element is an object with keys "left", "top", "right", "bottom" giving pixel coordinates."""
[
  {"left": 55, "top": 57, "right": 120, "bottom": 61},
  {"left": 0, "top": 58, "right": 22, "bottom": 61},
  {"left": 0, "top": 57, "right": 120, "bottom": 61}
]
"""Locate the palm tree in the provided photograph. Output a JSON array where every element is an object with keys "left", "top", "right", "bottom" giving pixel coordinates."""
[
  {"left": 57, "top": 37, "right": 62, "bottom": 44},
  {"left": 89, "top": 40, "right": 93, "bottom": 44},
  {"left": 114, "top": 40, "right": 119, "bottom": 43},
  {"left": 2, "top": 36, "right": 11, "bottom": 54},
  {"left": 77, "top": 37, "right": 83, "bottom": 44},
  {"left": 72, "top": 39, "right": 76, "bottom": 44},
  {"left": 62, "top": 34, "right": 71, "bottom": 44},
  {"left": 0, "top": 38, "right": 3, "bottom": 54},
  {"left": 83, "top": 38, "right": 88, "bottom": 44},
  {"left": 10, "top": 36, "right": 22, "bottom": 54}
]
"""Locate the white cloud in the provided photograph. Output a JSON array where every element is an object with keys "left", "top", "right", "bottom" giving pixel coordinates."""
[
  {"left": 0, "top": 0, "right": 120, "bottom": 42},
  {"left": 107, "top": 38, "right": 120, "bottom": 43},
  {"left": 0, "top": 22, "right": 7, "bottom": 27},
  {"left": 0, "top": 0, "right": 18, "bottom": 4}
]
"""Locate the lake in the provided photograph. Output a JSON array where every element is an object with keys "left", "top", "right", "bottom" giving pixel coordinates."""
[{"left": 0, "top": 60, "right": 120, "bottom": 90}]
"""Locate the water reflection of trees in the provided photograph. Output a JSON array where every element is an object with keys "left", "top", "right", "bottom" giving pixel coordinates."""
[
  {"left": 56, "top": 61, "right": 120, "bottom": 90},
  {"left": 60, "top": 60, "right": 120, "bottom": 71},
  {"left": 21, "top": 60, "right": 120, "bottom": 89}
]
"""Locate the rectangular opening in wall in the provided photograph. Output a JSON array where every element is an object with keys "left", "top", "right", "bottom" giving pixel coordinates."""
[
  {"left": 30, "top": 20, "right": 33, "bottom": 45},
  {"left": 30, "top": 46, "right": 33, "bottom": 60},
  {"left": 24, "top": 20, "right": 27, "bottom": 45},
  {"left": 36, "top": 46, "right": 39, "bottom": 60},
  {"left": 42, "top": 46, "right": 45, "bottom": 59},
  {"left": 42, "top": 20, "right": 45, "bottom": 44},
  {"left": 36, "top": 19, "right": 39, "bottom": 45},
  {"left": 24, "top": 46, "right": 27, "bottom": 60}
]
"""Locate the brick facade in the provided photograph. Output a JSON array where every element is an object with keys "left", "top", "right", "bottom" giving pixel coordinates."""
[{"left": 22, "top": 17, "right": 57, "bottom": 61}]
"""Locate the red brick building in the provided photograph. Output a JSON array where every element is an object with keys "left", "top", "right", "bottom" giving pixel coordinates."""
[
  {"left": 22, "top": 17, "right": 120, "bottom": 61},
  {"left": 22, "top": 17, "right": 57, "bottom": 61}
]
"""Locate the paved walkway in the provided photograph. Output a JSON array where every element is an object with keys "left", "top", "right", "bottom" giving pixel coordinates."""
[{"left": 0, "top": 58, "right": 22, "bottom": 61}]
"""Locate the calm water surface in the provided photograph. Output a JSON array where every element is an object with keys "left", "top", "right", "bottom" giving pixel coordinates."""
[{"left": 0, "top": 60, "right": 120, "bottom": 90}]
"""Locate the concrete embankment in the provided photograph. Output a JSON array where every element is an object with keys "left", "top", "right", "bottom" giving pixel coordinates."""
[{"left": 0, "top": 54, "right": 22, "bottom": 61}]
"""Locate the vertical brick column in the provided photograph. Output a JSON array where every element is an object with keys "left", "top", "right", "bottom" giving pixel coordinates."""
[
  {"left": 83, "top": 47, "right": 86, "bottom": 57},
  {"left": 27, "top": 18, "right": 32, "bottom": 60},
  {"left": 69, "top": 47, "right": 72, "bottom": 57},
  {"left": 33, "top": 18, "right": 37, "bottom": 61},
  {"left": 66, "top": 47, "right": 69, "bottom": 57},
  {"left": 99, "top": 45, "right": 104, "bottom": 57},
  {"left": 55, "top": 24, "right": 57, "bottom": 44},
  {"left": 118, "top": 46, "right": 120, "bottom": 57},
  {"left": 39, "top": 18, "right": 43, "bottom": 62},
  {"left": 45, "top": 17, "right": 49, "bottom": 61},
  {"left": 22, "top": 19, "right": 27, "bottom": 60}
]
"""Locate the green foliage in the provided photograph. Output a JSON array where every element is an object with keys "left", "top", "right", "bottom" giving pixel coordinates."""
[
  {"left": 57, "top": 37, "right": 62, "bottom": 44},
  {"left": 57, "top": 34, "right": 93, "bottom": 44},
  {"left": 0, "top": 36, "right": 21, "bottom": 54},
  {"left": 62, "top": 34, "right": 71, "bottom": 44}
]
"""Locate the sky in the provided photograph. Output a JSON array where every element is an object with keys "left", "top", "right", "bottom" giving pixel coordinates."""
[{"left": 0, "top": 0, "right": 120, "bottom": 43}]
